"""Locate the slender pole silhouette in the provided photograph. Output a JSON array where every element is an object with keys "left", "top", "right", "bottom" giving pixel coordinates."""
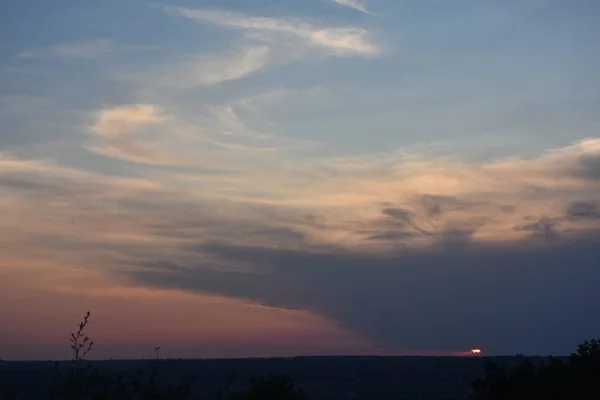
[{"left": 154, "top": 346, "right": 161, "bottom": 360}]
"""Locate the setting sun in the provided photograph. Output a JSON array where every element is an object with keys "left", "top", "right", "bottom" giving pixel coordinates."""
[{"left": 470, "top": 349, "right": 482, "bottom": 355}]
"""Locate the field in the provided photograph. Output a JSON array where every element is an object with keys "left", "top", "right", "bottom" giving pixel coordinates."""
[{"left": 0, "top": 356, "right": 535, "bottom": 399}]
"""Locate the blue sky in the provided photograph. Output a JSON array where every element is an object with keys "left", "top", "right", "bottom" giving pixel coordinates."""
[{"left": 1, "top": 0, "right": 600, "bottom": 359}]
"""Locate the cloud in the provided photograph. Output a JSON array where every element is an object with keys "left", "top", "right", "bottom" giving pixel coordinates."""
[
  {"left": 131, "top": 235, "right": 600, "bottom": 355},
  {"left": 51, "top": 38, "right": 116, "bottom": 59},
  {"left": 418, "top": 195, "right": 477, "bottom": 219},
  {"left": 92, "top": 104, "right": 167, "bottom": 136},
  {"left": 531, "top": 138, "right": 600, "bottom": 183},
  {"left": 310, "top": 28, "right": 379, "bottom": 56},
  {"left": 184, "top": 46, "right": 270, "bottom": 87},
  {"left": 166, "top": 7, "right": 381, "bottom": 57},
  {"left": 17, "top": 38, "right": 154, "bottom": 60},
  {"left": 380, "top": 207, "right": 433, "bottom": 236},
  {"left": 87, "top": 104, "right": 172, "bottom": 164},
  {"left": 330, "top": 0, "right": 369, "bottom": 14},
  {"left": 574, "top": 152, "right": 600, "bottom": 181},
  {"left": 112, "top": 8, "right": 380, "bottom": 94},
  {"left": 82, "top": 94, "right": 315, "bottom": 166},
  {"left": 0, "top": 157, "right": 159, "bottom": 197},
  {"left": 112, "top": 46, "right": 271, "bottom": 91},
  {"left": 16, "top": 50, "right": 38, "bottom": 59},
  {"left": 565, "top": 201, "right": 600, "bottom": 220},
  {"left": 3, "top": 137, "right": 600, "bottom": 355},
  {"left": 514, "top": 217, "right": 560, "bottom": 240},
  {"left": 363, "top": 202, "right": 486, "bottom": 246}
]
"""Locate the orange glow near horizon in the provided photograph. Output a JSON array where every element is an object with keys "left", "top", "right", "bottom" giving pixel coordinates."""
[
  {"left": 0, "top": 266, "right": 381, "bottom": 360},
  {"left": 470, "top": 349, "right": 482, "bottom": 355}
]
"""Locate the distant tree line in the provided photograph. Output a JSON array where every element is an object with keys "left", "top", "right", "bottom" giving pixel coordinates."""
[
  {"left": 2, "top": 312, "right": 306, "bottom": 400},
  {"left": 3, "top": 311, "right": 599, "bottom": 399},
  {"left": 470, "top": 339, "right": 600, "bottom": 400}
]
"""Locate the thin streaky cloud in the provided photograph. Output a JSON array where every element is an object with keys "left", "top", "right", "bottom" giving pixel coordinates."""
[
  {"left": 112, "top": 46, "right": 271, "bottom": 90},
  {"left": 16, "top": 50, "right": 38, "bottom": 59},
  {"left": 331, "top": 0, "right": 368, "bottom": 14},
  {"left": 92, "top": 104, "right": 168, "bottom": 137},
  {"left": 17, "top": 38, "right": 155, "bottom": 60},
  {"left": 52, "top": 38, "right": 116, "bottom": 59},
  {"left": 179, "top": 46, "right": 271, "bottom": 87},
  {"left": 165, "top": 7, "right": 381, "bottom": 57},
  {"left": 82, "top": 93, "right": 320, "bottom": 166},
  {"left": 87, "top": 104, "right": 173, "bottom": 164}
]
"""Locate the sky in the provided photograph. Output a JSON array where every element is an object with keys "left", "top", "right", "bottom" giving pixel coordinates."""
[{"left": 1, "top": 0, "right": 599, "bottom": 360}]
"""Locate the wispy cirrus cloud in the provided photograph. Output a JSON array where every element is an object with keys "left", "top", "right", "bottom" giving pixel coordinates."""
[
  {"left": 330, "top": 0, "right": 369, "bottom": 14},
  {"left": 49, "top": 38, "right": 116, "bottom": 59},
  {"left": 113, "top": 46, "right": 271, "bottom": 90},
  {"left": 18, "top": 38, "right": 155, "bottom": 60},
  {"left": 83, "top": 98, "right": 315, "bottom": 167},
  {"left": 92, "top": 104, "right": 168, "bottom": 136},
  {"left": 77, "top": 127, "right": 600, "bottom": 250},
  {"left": 111, "top": 8, "right": 380, "bottom": 94},
  {"left": 85, "top": 104, "right": 174, "bottom": 164},
  {"left": 165, "top": 7, "right": 382, "bottom": 58}
]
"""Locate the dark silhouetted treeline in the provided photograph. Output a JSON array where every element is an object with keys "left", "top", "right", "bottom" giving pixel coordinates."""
[
  {"left": 470, "top": 339, "right": 600, "bottom": 400},
  {"left": 2, "top": 312, "right": 306, "bottom": 400},
  {"left": 3, "top": 311, "right": 599, "bottom": 399}
]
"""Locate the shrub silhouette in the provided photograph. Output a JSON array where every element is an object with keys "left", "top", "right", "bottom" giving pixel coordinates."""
[
  {"left": 70, "top": 311, "right": 94, "bottom": 362},
  {"left": 44, "top": 312, "right": 198, "bottom": 399},
  {"left": 229, "top": 374, "right": 307, "bottom": 400},
  {"left": 0, "top": 311, "right": 306, "bottom": 400},
  {"left": 470, "top": 339, "right": 600, "bottom": 400},
  {"left": 3, "top": 379, "right": 20, "bottom": 400},
  {"left": 46, "top": 311, "right": 99, "bottom": 400}
]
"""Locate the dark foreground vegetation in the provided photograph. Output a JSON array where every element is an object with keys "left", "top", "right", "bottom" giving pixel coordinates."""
[
  {"left": 2, "top": 312, "right": 599, "bottom": 399},
  {"left": 470, "top": 339, "right": 600, "bottom": 400}
]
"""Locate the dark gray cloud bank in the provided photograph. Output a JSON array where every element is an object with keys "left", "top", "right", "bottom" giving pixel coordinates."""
[{"left": 131, "top": 227, "right": 600, "bottom": 356}]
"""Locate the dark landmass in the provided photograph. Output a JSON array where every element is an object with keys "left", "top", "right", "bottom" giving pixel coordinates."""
[{"left": 0, "top": 355, "right": 563, "bottom": 400}]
